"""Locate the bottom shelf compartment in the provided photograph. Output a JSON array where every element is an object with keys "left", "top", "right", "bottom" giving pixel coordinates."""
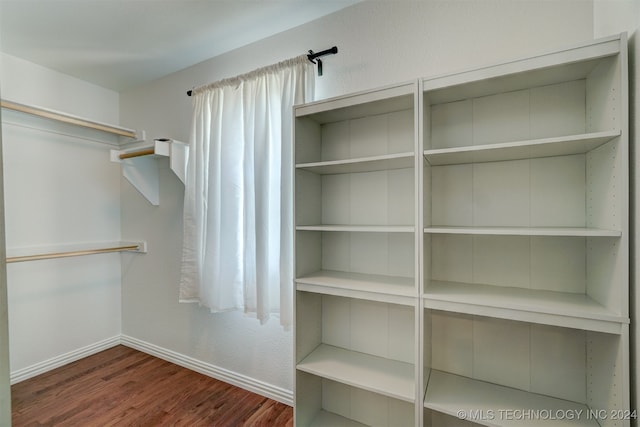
[
  {"left": 424, "top": 370, "right": 598, "bottom": 427},
  {"left": 296, "top": 373, "right": 415, "bottom": 427},
  {"left": 308, "top": 410, "right": 368, "bottom": 427},
  {"left": 424, "top": 310, "right": 629, "bottom": 427}
]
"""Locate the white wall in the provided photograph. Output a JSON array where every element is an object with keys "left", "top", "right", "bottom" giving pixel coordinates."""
[
  {"left": 119, "top": 0, "right": 594, "bottom": 399},
  {"left": 593, "top": 0, "right": 640, "bottom": 417},
  {"left": 0, "top": 53, "right": 123, "bottom": 378}
]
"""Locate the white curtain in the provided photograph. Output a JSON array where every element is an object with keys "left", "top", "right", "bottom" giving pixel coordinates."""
[{"left": 179, "top": 55, "right": 314, "bottom": 327}]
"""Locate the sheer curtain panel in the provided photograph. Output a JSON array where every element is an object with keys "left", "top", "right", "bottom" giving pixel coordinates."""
[{"left": 180, "top": 56, "right": 314, "bottom": 326}]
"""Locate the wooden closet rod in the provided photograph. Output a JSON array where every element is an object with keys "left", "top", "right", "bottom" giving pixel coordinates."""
[
  {"left": 0, "top": 99, "right": 137, "bottom": 139},
  {"left": 119, "top": 147, "right": 155, "bottom": 160},
  {"left": 6, "top": 244, "right": 141, "bottom": 264}
]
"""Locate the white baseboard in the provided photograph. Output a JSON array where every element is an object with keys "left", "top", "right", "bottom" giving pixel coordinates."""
[
  {"left": 119, "top": 335, "right": 293, "bottom": 406},
  {"left": 10, "top": 335, "right": 121, "bottom": 384}
]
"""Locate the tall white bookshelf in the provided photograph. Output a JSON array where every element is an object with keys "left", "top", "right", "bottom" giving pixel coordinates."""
[
  {"left": 294, "top": 82, "right": 420, "bottom": 427},
  {"left": 294, "top": 33, "right": 630, "bottom": 427},
  {"left": 422, "top": 33, "right": 630, "bottom": 427}
]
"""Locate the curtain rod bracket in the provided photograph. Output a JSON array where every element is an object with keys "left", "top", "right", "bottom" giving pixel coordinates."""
[{"left": 307, "top": 46, "right": 338, "bottom": 76}]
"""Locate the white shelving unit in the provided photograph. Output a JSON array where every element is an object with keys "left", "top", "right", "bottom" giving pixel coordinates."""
[
  {"left": 422, "top": 33, "right": 629, "bottom": 427},
  {"left": 294, "top": 33, "right": 630, "bottom": 427},
  {"left": 294, "top": 82, "right": 419, "bottom": 427}
]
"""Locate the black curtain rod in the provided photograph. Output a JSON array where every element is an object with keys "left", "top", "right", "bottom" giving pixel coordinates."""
[{"left": 187, "top": 46, "right": 338, "bottom": 96}]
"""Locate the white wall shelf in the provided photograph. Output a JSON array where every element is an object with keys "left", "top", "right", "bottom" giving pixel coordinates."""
[
  {"left": 423, "top": 130, "right": 619, "bottom": 166},
  {"left": 297, "top": 344, "right": 415, "bottom": 403},
  {"left": 1, "top": 98, "right": 143, "bottom": 146},
  {"left": 110, "top": 138, "right": 188, "bottom": 206},
  {"left": 424, "top": 370, "right": 599, "bottom": 427}
]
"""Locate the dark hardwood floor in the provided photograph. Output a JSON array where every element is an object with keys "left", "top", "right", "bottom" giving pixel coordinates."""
[{"left": 11, "top": 345, "right": 293, "bottom": 426}]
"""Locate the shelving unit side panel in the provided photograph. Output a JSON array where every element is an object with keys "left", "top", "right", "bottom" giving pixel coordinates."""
[
  {"left": 296, "top": 169, "right": 322, "bottom": 226},
  {"left": 423, "top": 304, "right": 433, "bottom": 377},
  {"left": 586, "top": 55, "right": 621, "bottom": 134},
  {"left": 586, "top": 330, "right": 630, "bottom": 427},
  {"left": 587, "top": 237, "right": 625, "bottom": 316},
  {"left": 295, "top": 116, "right": 322, "bottom": 164},
  {"left": 296, "top": 371, "right": 323, "bottom": 427},
  {"left": 423, "top": 162, "right": 432, "bottom": 228},
  {"left": 587, "top": 139, "right": 622, "bottom": 231},
  {"left": 295, "top": 231, "right": 322, "bottom": 277},
  {"left": 296, "top": 291, "right": 323, "bottom": 362}
]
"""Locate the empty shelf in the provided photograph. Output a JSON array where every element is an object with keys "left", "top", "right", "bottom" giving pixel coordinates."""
[
  {"left": 297, "top": 344, "right": 415, "bottom": 403},
  {"left": 296, "top": 152, "right": 414, "bottom": 174},
  {"left": 298, "top": 225, "right": 415, "bottom": 233},
  {"left": 296, "top": 270, "right": 416, "bottom": 305},
  {"left": 424, "top": 226, "right": 621, "bottom": 237},
  {"left": 424, "top": 131, "right": 620, "bottom": 166},
  {"left": 424, "top": 370, "right": 599, "bottom": 427},
  {"left": 424, "top": 281, "right": 627, "bottom": 334}
]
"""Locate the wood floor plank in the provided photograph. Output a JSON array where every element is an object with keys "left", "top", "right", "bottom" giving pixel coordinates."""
[{"left": 11, "top": 345, "right": 293, "bottom": 426}]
